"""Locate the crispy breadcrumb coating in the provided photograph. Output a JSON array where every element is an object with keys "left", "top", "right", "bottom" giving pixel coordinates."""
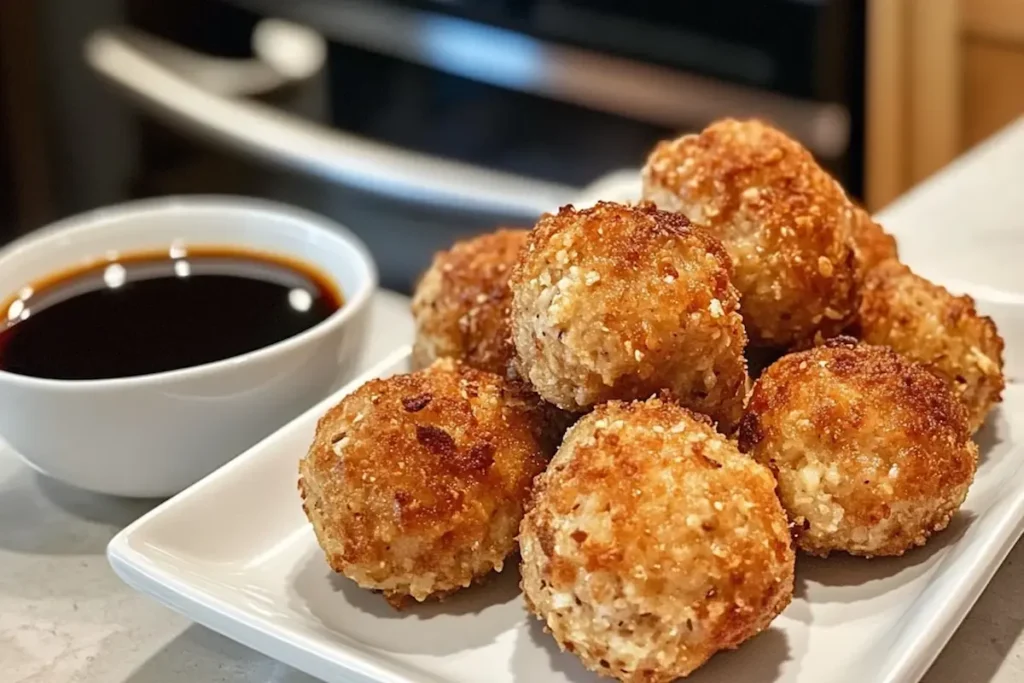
[
  {"left": 739, "top": 339, "right": 978, "bottom": 557},
  {"left": 850, "top": 206, "right": 898, "bottom": 274},
  {"left": 299, "top": 359, "right": 558, "bottom": 607},
  {"left": 521, "top": 397, "right": 794, "bottom": 682},
  {"left": 411, "top": 228, "right": 527, "bottom": 377},
  {"left": 509, "top": 201, "right": 748, "bottom": 431},
  {"left": 642, "top": 118, "right": 859, "bottom": 348},
  {"left": 854, "top": 260, "right": 1005, "bottom": 432}
]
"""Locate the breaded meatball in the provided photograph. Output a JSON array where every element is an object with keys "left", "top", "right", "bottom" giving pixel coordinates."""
[
  {"left": 299, "top": 359, "right": 557, "bottom": 607},
  {"left": 642, "top": 118, "right": 860, "bottom": 347},
  {"left": 521, "top": 397, "right": 794, "bottom": 682},
  {"left": 854, "top": 260, "right": 1005, "bottom": 432},
  {"left": 411, "top": 228, "right": 527, "bottom": 377},
  {"left": 738, "top": 339, "right": 978, "bottom": 557},
  {"left": 509, "top": 201, "right": 748, "bottom": 431},
  {"left": 850, "top": 205, "right": 898, "bottom": 273}
]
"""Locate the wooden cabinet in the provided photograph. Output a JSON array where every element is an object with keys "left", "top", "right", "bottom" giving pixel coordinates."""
[
  {"left": 0, "top": 1, "right": 53, "bottom": 235},
  {"left": 964, "top": 42, "right": 1024, "bottom": 148},
  {"left": 866, "top": 0, "right": 1024, "bottom": 211}
]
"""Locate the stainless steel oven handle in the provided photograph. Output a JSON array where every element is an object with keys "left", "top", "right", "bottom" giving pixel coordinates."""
[
  {"left": 229, "top": 0, "right": 851, "bottom": 159},
  {"left": 84, "top": 27, "right": 580, "bottom": 219}
]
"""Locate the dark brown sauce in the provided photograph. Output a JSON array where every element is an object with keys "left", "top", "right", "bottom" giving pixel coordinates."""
[{"left": 0, "top": 246, "right": 343, "bottom": 380}]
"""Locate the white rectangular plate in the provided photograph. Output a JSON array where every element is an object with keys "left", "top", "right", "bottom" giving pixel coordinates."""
[
  {"left": 109, "top": 345, "right": 1023, "bottom": 683},
  {"left": 110, "top": 158, "right": 1024, "bottom": 683}
]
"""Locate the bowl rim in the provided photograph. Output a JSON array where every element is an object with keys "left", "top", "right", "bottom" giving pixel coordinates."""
[{"left": 0, "top": 195, "right": 378, "bottom": 391}]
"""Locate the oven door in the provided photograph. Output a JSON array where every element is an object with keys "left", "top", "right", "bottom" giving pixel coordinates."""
[
  {"left": 86, "top": 1, "right": 851, "bottom": 291},
  {"left": 86, "top": 22, "right": 580, "bottom": 290}
]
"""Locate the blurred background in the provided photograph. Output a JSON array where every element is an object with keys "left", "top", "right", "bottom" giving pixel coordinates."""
[{"left": 0, "top": 0, "right": 1020, "bottom": 292}]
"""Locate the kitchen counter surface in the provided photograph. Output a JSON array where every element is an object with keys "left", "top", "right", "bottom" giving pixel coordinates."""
[{"left": 1, "top": 119, "right": 1023, "bottom": 682}]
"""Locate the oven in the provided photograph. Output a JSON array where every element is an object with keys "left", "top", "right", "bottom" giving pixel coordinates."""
[{"left": 87, "top": 0, "right": 865, "bottom": 292}]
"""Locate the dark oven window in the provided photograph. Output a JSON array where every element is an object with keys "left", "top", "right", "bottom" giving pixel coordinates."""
[
  {"left": 327, "top": 46, "right": 675, "bottom": 189},
  {"left": 126, "top": 0, "right": 864, "bottom": 197}
]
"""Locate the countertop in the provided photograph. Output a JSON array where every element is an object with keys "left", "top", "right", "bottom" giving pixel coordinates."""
[{"left": 2, "top": 118, "right": 1023, "bottom": 683}]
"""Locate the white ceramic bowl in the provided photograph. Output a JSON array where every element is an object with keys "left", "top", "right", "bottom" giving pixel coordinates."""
[{"left": 0, "top": 197, "right": 376, "bottom": 497}]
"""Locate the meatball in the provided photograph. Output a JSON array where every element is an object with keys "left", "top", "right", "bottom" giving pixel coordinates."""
[
  {"left": 850, "top": 205, "right": 898, "bottom": 273},
  {"left": 854, "top": 260, "right": 1005, "bottom": 432},
  {"left": 642, "top": 118, "right": 860, "bottom": 347},
  {"left": 520, "top": 397, "right": 794, "bottom": 682},
  {"left": 298, "top": 358, "right": 557, "bottom": 607},
  {"left": 509, "top": 201, "right": 748, "bottom": 431},
  {"left": 738, "top": 338, "right": 978, "bottom": 557},
  {"left": 411, "top": 228, "right": 527, "bottom": 377}
]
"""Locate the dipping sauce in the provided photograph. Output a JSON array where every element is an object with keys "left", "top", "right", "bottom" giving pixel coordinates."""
[{"left": 0, "top": 246, "right": 342, "bottom": 380}]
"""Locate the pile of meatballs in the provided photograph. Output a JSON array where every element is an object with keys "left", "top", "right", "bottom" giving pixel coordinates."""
[{"left": 299, "top": 119, "right": 1005, "bottom": 682}]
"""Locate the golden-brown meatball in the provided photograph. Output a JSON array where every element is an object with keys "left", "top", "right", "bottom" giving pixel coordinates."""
[
  {"left": 642, "top": 118, "right": 859, "bottom": 347},
  {"left": 854, "top": 260, "right": 1005, "bottom": 432},
  {"left": 738, "top": 338, "right": 978, "bottom": 557},
  {"left": 509, "top": 201, "right": 748, "bottom": 431},
  {"left": 411, "top": 228, "right": 527, "bottom": 377},
  {"left": 299, "top": 359, "right": 557, "bottom": 607},
  {"left": 521, "top": 397, "right": 794, "bottom": 682},
  {"left": 850, "top": 205, "right": 899, "bottom": 273}
]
